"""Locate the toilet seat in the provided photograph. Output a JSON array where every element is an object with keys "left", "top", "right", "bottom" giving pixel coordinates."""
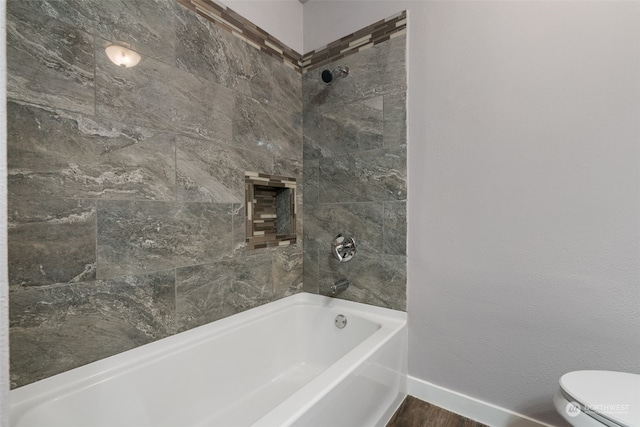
[{"left": 556, "top": 370, "right": 640, "bottom": 427}]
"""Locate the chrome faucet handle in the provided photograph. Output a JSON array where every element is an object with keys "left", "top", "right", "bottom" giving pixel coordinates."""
[{"left": 332, "top": 233, "right": 356, "bottom": 262}]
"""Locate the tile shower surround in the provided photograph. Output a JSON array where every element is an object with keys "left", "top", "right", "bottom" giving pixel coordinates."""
[
  {"left": 6, "top": 0, "right": 406, "bottom": 388},
  {"left": 7, "top": 0, "right": 302, "bottom": 388},
  {"left": 303, "top": 36, "right": 407, "bottom": 311}
]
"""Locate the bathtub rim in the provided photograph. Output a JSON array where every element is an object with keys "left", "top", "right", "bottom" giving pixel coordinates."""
[{"left": 10, "top": 292, "right": 407, "bottom": 425}]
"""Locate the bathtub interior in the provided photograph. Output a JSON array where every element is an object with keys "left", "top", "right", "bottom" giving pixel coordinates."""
[
  {"left": 256, "top": 316, "right": 408, "bottom": 427},
  {"left": 10, "top": 295, "right": 402, "bottom": 427}
]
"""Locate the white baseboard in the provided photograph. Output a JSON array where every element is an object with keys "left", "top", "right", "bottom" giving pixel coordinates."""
[{"left": 407, "top": 376, "right": 557, "bottom": 427}]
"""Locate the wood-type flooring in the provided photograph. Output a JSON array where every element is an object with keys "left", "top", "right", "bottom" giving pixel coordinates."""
[{"left": 387, "top": 396, "right": 490, "bottom": 427}]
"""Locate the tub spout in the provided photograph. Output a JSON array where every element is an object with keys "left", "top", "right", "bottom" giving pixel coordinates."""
[{"left": 330, "top": 278, "right": 350, "bottom": 295}]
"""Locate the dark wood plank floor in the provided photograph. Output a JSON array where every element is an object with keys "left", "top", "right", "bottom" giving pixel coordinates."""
[{"left": 387, "top": 396, "right": 489, "bottom": 427}]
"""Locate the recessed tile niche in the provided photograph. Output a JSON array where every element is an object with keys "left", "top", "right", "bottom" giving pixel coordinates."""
[{"left": 245, "top": 172, "right": 297, "bottom": 250}]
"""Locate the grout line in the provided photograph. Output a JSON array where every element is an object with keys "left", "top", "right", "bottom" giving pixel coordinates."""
[
  {"left": 95, "top": 198, "right": 99, "bottom": 281},
  {"left": 93, "top": 36, "right": 97, "bottom": 118},
  {"left": 312, "top": 200, "right": 407, "bottom": 206},
  {"left": 382, "top": 201, "right": 387, "bottom": 255},
  {"left": 174, "top": 135, "right": 179, "bottom": 202},
  {"left": 5, "top": 195, "right": 244, "bottom": 205},
  {"left": 173, "top": 268, "right": 178, "bottom": 334}
]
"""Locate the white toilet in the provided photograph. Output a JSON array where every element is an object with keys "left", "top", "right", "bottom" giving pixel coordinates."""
[{"left": 554, "top": 370, "right": 640, "bottom": 427}]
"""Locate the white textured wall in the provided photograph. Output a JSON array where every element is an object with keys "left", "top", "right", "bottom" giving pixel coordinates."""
[
  {"left": 1, "top": 0, "right": 10, "bottom": 424},
  {"left": 220, "top": 0, "right": 304, "bottom": 53},
  {"left": 305, "top": 1, "right": 640, "bottom": 425}
]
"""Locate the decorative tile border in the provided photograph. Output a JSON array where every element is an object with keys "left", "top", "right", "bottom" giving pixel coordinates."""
[
  {"left": 177, "top": 0, "right": 303, "bottom": 72},
  {"left": 245, "top": 172, "right": 297, "bottom": 250},
  {"left": 177, "top": 0, "right": 406, "bottom": 75},
  {"left": 302, "top": 10, "right": 407, "bottom": 73}
]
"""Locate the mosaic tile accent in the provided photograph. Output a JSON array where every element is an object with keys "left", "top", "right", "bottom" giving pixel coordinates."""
[
  {"left": 177, "top": 0, "right": 303, "bottom": 72},
  {"left": 176, "top": 0, "right": 406, "bottom": 75},
  {"left": 245, "top": 172, "right": 297, "bottom": 250},
  {"left": 302, "top": 10, "right": 407, "bottom": 73}
]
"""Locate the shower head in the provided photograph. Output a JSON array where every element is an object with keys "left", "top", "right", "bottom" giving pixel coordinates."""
[{"left": 321, "top": 66, "right": 349, "bottom": 85}]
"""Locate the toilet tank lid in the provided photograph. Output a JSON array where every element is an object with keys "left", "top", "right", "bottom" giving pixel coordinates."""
[{"left": 560, "top": 370, "right": 640, "bottom": 427}]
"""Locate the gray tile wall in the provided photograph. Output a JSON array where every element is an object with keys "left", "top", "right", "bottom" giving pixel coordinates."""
[
  {"left": 302, "top": 36, "right": 407, "bottom": 310},
  {"left": 7, "top": 0, "right": 303, "bottom": 388},
  {"left": 7, "top": 0, "right": 406, "bottom": 389}
]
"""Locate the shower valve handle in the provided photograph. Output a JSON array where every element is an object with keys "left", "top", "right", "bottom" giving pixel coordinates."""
[{"left": 332, "top": 233, "right": 356, "bottom": 262}]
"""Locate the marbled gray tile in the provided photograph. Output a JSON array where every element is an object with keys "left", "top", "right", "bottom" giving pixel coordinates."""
[
  {"left": 319, "top": 146, "right": 407, "bottom": 203},
  {"left": 95, "top": 42, "right": 235, "bottom": 142},
  {"left": 302, "top": 236, "right": 320, "bottom": 294},
  {"left": 303, "top": 36, "right": 406, "bottom": 111},
  {"left": 306, "top": 203, "right": 384, "bottom": 256},
  {"left": 18, "top": 0, "right": 176, "bottom": 62},
  {"left": 303, "top": 97, "right": 383, "bottom": 160},
  {"left": 301, "top": 31, "right": 407, "bottom": 314},
  {"left": 233, "top": 94, "right": 302, "bottom": 158},
  {"left": 7, "top": 0, "right": 312, "bottom": 389},
  {"left": 175, "top": 2, "right": 301, "bottom": 115},
  {"left": 8, "top": 101, "right": 176, "bottom": 200},
  {"left": 274, "top": 156, "right": 304, "bottom": 230},
  {"left": 249, "top": 50, "right": 303, "bottom": 117},
  {"left": 9, "top": 270, "right": 176, "bottom": 388},
  {"left": 8, "top": 198, "right": 96, "bottom": 289},
  {"left": 175, "top": 4, "right": 252, "bottom": 95},
  {"left": 319, "top": 254, "right": 406, "bottom": 311},
  {"left": 302, "top": 134, "right": 323, "bottom": 161},
  {"left": 176, "top": 255, "right": 273, "bottom": 331},
  {"left": 297, "top": 213, "right": 304, "bottom": 247},
  {"left": 272, "top": 245, "right": 303, "bottom": 298},
  {"left": 273, "top": 157, "right": 303, "bottom": 182},
  {"left": 6, "top": 0, "right": 408, "bottom": 391},
  {"left": 384, "top": 92, "right": 407, "bottom": 147},
  {"left": 232, "top": 203, "right": 246, "bottom": 253},
  {"left": 384, "top": 202, "right": 407, "bottom": 256},
  {"left": 6, "top": 3, "right": 94, "bottom": 114},
  {"left": 97, "top": 201, "right": 233, "bottom": 279},
  {"left": 177, "top": 135, "right": 272, "bottom": 203},
  {"left": 276, "top": 190, "right": 293, "bottom": 234},
  {"left": 303, "top": 159, "right": 319, "bottom": 208}
]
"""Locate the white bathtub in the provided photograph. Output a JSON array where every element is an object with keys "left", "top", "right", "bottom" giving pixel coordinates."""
[{"left": 10, "top": 293, "right": 407, "bottom": 427}]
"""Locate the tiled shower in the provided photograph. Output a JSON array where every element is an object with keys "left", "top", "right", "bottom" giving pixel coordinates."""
[
  {"left": 302, "top": 36, "right": 407, "bottom": 310},
  {"left": 6, "top": 0, "right": 406, "bottom": 389}
]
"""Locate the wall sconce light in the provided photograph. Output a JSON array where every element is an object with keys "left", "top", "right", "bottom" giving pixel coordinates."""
[{"left": 105, "top": 44, "right": 141, "bottom": 68}]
